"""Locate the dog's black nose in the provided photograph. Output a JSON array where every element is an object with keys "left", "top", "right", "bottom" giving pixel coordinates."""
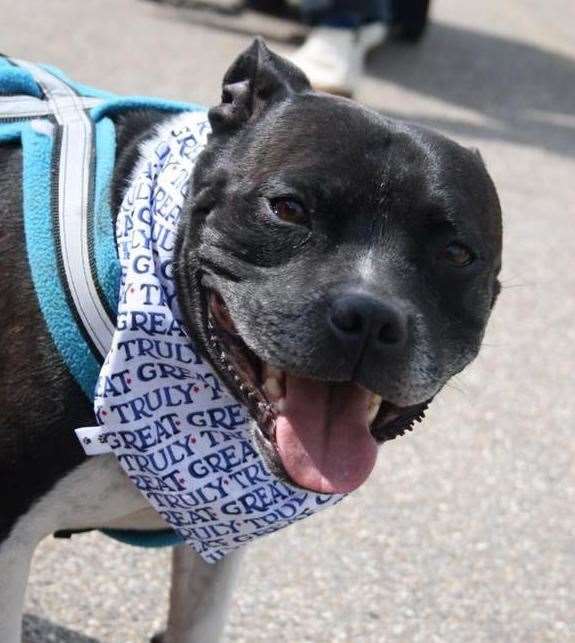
[{"left": 328, "top": 290, "right": 408, "bottom": 353}]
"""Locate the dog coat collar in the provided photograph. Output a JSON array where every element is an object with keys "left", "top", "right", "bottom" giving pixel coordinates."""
[{"left": 77, "top": 111, "right": 345, "bottom": 563}]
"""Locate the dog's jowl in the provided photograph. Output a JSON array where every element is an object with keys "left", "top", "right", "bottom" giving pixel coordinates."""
[{"left": 0, "top": 40, "right": 501, "bottom": 643}]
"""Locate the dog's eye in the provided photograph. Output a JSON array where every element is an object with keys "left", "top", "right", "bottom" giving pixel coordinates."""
[
  {"left": 438, "top": 241, "right": 475, "bottom": 267},
  {"left": 269, "top": 198, "right": 309, "bottom": 227}
]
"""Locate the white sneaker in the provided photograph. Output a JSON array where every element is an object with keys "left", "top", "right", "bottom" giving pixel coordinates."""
[{"left": 288, "top": 22, "right": 387, "bottom": 97}]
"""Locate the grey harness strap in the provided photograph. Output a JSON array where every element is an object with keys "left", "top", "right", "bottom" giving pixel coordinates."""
[
  {"left": 9, "top": 60, "right": 115, "bottom": 359},
  {"left": 0, "top": 94, "right": 101, "bottom": 119}
]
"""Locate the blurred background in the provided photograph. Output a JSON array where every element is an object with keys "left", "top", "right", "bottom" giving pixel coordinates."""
[{"left": 2, "top": 0, "right": 574, "bottom": 641}]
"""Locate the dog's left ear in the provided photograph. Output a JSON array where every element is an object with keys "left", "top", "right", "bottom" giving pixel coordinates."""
[
  {"left": 470, "top": 147, "right": 484, "bottom": 162},
  {"left": 471, "top": 147, "right": 502, "bottom": 309},
  {"left": 491, "top": 278, "right": 501, "bottom": 308},
  {"left": 208, "top": 37, "right": 311, "bottom": 135}
]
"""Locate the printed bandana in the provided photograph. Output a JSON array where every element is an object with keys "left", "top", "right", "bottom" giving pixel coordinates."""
[{"left": 89, "top": 112, "right": 344, "bottom": 563}]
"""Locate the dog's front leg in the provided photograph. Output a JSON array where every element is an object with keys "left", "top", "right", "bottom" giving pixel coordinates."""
[
  {"left": 0, "top": 531, "right": 36, "bottom": 643},
  {"left": 154, "top": 544, "right": 243, "bottom": 643}
]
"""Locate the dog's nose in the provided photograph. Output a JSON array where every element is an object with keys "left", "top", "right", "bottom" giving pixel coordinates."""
[{"left": 328, "top": 290, "right": 408, "bottom": 353}]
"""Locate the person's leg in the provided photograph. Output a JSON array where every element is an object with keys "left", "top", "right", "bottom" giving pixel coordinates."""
[
  {"left": 288, "top": 0, "right": 391, "bottom": 96},
  {"left": 300, "top": 0, "right": 391, "bottom": 25}
]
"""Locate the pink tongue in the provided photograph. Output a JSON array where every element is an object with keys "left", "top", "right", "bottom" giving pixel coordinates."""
[{"left": 275, "top": 375, "right": 378, "bottom": 494}]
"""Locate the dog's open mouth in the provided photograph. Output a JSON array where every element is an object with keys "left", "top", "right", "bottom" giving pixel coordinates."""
[{"left": 205, "top": 289, "right": 429, "bottom": 494}]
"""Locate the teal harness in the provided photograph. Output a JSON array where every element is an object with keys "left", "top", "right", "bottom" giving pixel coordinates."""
[{"left": 0, "top": 56, "right": 204, "bottom": 548}]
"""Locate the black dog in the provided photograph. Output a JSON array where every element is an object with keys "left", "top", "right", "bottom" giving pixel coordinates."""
[{"left": 0, "top": 40, "right": 501, "bottom": 642}]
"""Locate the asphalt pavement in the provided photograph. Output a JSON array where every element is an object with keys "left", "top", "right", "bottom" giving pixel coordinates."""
[{"left": 2, "top": 0, "right": 574, "bottom": 641}]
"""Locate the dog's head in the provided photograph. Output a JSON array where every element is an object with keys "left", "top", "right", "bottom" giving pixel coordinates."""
[{"left": 175, "top": 39, "right": 502, "bottom": 494}]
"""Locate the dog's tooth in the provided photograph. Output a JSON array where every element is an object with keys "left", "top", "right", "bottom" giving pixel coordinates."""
[
  {"left": 367, "top": 394, "right": 383, "bottom": 425},
  {"left": 369, "top": 393, "right": 383, "bottom": 407},
  {"left": 367, "top": 406, "right": 379, "bottom": 425},
  {"left": 263, "top": 377, "right": 282, "bottom": 401},
  {"left": 277, "top": 398, "right": 287, "bottom": 414}
]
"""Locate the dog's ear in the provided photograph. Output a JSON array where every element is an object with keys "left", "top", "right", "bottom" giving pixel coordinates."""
[
  {"left": 491, "top": 277, "right": 501, "bottom": 308},
  {"left": 470, "top": 147, "right": 484, "bottom": 162},
  {"left": 208, "top": 37, "right": 311, "bottom": 135}
]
